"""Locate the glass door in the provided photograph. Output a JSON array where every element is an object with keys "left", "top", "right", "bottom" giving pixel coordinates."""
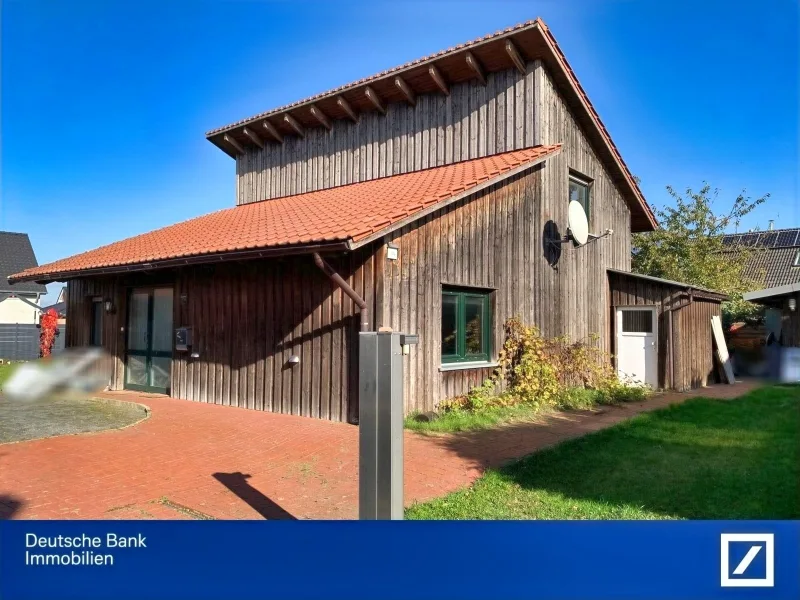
[{"left": 125, "top": 287, "right": 173, "bottom": 393}]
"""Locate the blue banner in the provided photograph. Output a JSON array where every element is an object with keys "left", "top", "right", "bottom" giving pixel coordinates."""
[{"left": 1, "top": 520, "right": 797, "bottom": 600}]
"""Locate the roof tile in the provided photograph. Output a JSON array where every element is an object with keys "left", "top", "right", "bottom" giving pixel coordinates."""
[{"left": 11, "top": 145, "right": 560, "bottom": 282}]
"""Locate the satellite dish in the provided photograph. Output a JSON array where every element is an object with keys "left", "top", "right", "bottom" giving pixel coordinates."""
[{"left": 568, "top": 200, "right": 589, "bottom": 246}]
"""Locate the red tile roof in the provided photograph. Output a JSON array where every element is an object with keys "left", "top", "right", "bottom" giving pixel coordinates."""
[{"left": 10, "top": 145, "right": 561, "bottom": 283}]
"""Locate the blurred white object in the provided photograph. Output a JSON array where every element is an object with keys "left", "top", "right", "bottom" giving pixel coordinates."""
[
  {"left": 3, "top": 348, "right": 109, "bottom": 401},
  {"left": 780, "top": 348, "right": 800, "bottom": 383}
]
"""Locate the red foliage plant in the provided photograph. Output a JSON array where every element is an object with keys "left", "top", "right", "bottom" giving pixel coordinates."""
[{"left": 39, "top": 308, "right": 59, "bottom": 358}]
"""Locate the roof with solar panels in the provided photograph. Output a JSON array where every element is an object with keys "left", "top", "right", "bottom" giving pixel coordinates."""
[{"left": 722, "top": 227, "right": 800, "bottom": 288}]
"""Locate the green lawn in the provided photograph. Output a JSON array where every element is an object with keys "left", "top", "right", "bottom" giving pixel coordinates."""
[
  {"left": 0, "top": 362, "right": 19, "bottom": 389},
  {"left": 407, "top": 385, "right": 800, "bottom": 520}
]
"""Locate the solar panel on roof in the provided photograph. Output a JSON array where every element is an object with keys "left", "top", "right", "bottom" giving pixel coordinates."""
[
  {"left": 775, "top": 230, "right": 800, "bottom": 248},
  {"left": 722, "top": 235, "right": 740, "bottom": 247},
  {"left": 738, "top": 233, "right": 761, "bottom": 247},
  {"left": 758, "top": 232, "right": 779, "bottom": 248}
]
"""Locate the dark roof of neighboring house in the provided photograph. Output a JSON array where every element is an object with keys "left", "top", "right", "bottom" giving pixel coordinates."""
[
  {"left": 0, "top": 232, "right": 47, "bottom": 294},
  {"left": 10, "top": 146, "right": 560, "bottom": 283},
  {"left": 722, "top": 227, "right": 800, "bottom": 289},
  {"left": 42, "top": 301, "right": 66, "bottom": 317},
  {"left": 205, "top": 18, "right": 657, "bottom": 232}
]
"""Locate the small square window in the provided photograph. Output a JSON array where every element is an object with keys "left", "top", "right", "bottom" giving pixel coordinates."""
[
  {"left": 441, "top": 287, "right": 492, "bottom": 363},
  {"left": 569, "top": 173, "right": 591, "bottom": 219}
]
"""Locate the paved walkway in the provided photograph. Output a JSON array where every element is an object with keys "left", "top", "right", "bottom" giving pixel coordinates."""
[{"left": 0, "top": 381, "right": 759, "bottom": 520}]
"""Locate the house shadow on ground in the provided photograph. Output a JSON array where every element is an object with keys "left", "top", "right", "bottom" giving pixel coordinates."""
[
  {"left": 213, "top": 472, "right": 296, "bottom": 520},
  {"left": 418, "top": 393, "right": 800, "bottom": 520}
]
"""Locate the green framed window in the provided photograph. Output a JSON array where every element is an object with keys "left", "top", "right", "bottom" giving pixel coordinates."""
[
  {"left": 441, "top": 287, "right": 492, "bottom": 364},
  {"left": 569, "top": 172, "right": 591, "bottom": 219}
]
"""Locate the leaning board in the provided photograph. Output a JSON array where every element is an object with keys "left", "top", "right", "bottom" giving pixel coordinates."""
[{"left": 711, "top": 316, "right": 735, "bottom": 384}]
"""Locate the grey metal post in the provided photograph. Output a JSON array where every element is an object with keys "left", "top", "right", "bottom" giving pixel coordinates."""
[{"left": 359, "top": 330, "right": 410, "bottom": 520}]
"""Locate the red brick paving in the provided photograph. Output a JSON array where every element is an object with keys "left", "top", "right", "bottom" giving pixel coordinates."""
[{"left": 0, "top": 381, "right": 760, "bottom": 520}]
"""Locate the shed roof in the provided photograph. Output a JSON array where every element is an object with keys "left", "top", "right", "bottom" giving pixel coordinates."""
[
  {"left": 10, "top": 145, "right": 560, "bottom": 284},
  {"left": 206, "top": 18, "right": 657, "bottom": 232},
  {"left": 607, "top": 269, "right": 727, "bottom": 301},
  {"left": 0, "top": 232, "right": 48, "bottom": 293}
]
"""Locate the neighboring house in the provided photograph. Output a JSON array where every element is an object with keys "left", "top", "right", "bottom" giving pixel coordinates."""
[
  {"left": 722, "top": 227, "right": 800, "bottom": 289},
  {"left": 1, "top": 232, "right": 46, "bottom": 324},
  {"left": 1, "top": 232, "right": 47, "bottom": 360},
  {"left": 10, "top": 18, "right": 726, "bottom": 421},
  {"left": 730, "top": 227, "right": 800, "bottom": 349}
]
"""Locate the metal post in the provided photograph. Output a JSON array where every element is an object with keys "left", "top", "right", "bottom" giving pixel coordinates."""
[{"left": 359, "top": 330, "right": 414, "bottom": 519}]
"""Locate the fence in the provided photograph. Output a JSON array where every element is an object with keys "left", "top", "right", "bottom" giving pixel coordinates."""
[{"left": 0, "top": 324, "right": 67, "bottom": 361}]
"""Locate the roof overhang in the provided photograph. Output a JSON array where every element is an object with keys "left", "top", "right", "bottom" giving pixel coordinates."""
[
  {"left": 9, "top": 242, "right": 350, "bottom": 285},
  {"left": 206, "top": 18, "right": 657, "bottom": 232},
  {"left": 608, "top": 269, "right": 728, "bottom": 301},
  {"left": 743, "top": 282, "right": 800, "bottom": 303}
]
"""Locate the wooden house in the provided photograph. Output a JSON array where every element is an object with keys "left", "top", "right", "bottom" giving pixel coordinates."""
[{"left": 10, "top": 18, "right": 725, "bottom": 421}]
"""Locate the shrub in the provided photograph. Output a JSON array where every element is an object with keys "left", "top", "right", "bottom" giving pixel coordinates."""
[{"left": 436, "top": 317, "right": 650, "bottom": 418}]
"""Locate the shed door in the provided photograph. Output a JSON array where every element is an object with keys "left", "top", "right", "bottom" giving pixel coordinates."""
[{"left": 616, "top": 307, "right": 658, "bottom": 388}]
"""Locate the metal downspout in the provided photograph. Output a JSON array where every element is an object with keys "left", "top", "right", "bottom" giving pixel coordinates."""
[{"left": 312, "top": 252, "right": 370, "bottom": 332}]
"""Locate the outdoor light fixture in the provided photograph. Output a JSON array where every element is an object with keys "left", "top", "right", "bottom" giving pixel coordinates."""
[
  {"left": 386, "top": 243, "right": 399, "bottom": 261},
  {"left": 104, "top": 299, "right": 115, "bottom": 314},
  {"left": 789, "top": 297, "right": 797, "bottom": 312},
  {"left": 180, "top": 293, "right": 188, "bottom": 305}
]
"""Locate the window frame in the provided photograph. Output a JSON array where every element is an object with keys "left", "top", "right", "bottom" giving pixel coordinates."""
[
  {"left": 441, "top": 287, "right": 492, "bottom": 364},
  {"left": 568, "top": 171, "right": 592, "bottom": 221},
  {"left": 793, "top": 249, "right": 800, "bottom": 267}
]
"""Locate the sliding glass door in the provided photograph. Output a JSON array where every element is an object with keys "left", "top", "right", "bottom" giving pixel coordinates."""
[{"left": 125, "top": 288, "right": 173, "bottom": 393}]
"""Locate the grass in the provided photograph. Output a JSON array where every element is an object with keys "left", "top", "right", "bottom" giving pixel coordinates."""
[
  {"left": 406, "top": 385, "right": 800, "bottom": 520},
  {"left": 405, "top": 404, "right": 543, "bottom": 433},
  {"left": 405, "top": 387, "right": 644, "bottom": 434},
  {"left": 0, "top": 362, "right": 20, "bottom": 389}
]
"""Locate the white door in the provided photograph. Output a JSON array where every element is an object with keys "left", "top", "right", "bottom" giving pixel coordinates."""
[{"left": 616, "top": 307, "right": 658, "bottom": 388}]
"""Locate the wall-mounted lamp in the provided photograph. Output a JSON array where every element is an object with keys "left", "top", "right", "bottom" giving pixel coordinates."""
[
  {"left": 386, "top": 243, "right": 399, "bottom": 261},
  {"left": 104, "top": 299, "right": 115, "bottom": 314},
  {"left": 288, "top": 355, "right": 300, "bottom": 365},
  {"left": 789, "top": 297, "right": 797, "bottom": 312},
  {"left": 180, "top": 293, "right": 188, "bottom": 305}
]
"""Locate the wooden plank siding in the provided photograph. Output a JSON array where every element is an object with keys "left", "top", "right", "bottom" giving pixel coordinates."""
[
  {"left": 235, "top": 66, "right": 538, "bottom": 205},
  {"left": 608, "top": 271, "right": 723, "bottom": 392},
  {"left": 375, "top": 157, "right": 632, "bottom": 412},
  {"left": 534, "top": 60, "right": 632, "bottom": 356},
  {"left": 65, "top": 250, "right": 376, "bottom": 423}
]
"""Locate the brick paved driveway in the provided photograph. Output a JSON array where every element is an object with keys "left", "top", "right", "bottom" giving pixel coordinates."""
[{"left": 0, "top": 381, "right": 758, "bottom": 520}]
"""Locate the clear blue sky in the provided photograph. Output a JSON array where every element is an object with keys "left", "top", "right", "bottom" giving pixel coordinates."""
[{"left": 2, "top": 0, "right": 798, "bottom": 304}]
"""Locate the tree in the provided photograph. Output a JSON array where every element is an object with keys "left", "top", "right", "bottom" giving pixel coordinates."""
[{"left": 632, "top": 184, "right": 769, "bottom": 325}]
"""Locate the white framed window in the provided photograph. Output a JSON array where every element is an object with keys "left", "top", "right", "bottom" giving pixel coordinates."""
[{"left": 569, "top": 172, "right": 592, "bottom": 220}]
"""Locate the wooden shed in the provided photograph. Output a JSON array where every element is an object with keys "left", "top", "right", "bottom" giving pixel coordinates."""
[{"left": 608, "top": 270, "right": 727, "bottom": 392}]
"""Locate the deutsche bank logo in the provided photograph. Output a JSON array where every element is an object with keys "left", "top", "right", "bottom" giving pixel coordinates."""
[{"left": 720, "top": 533, "right": 774, "bottom": 587}]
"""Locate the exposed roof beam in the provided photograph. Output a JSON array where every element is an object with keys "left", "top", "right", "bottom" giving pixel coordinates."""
[
  {"left": 223, "top": 134, "right": 245, "bottom": 155},
  {"left": 242, "top": 127, "right": 264, "bottom": 149},
  {"left": 262, "top": 120, "right": 283, "bottom": 143},
  {"left": 336, "top": 96, "right": 359, "bottom": 123},
  {"left": 394, "top": 76, "right": 416, "bottom": 106},
  {"left": 283, "top": 113, "right": 305, "bottom": 138},
  {"left": 428, "top": 65, "right": 450, "bottom": 95},
  {"left": 464, "top": 51, "right": 486, "bottom": 86},
  {"left": 364, "top": 86, "right": 386, "bottom": 115},
  {"left": 505, "top": 39, "right": 526, "bottom": 74},
  {"left": 309, "top": 104, "right": 332, "bottom": 130}
]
